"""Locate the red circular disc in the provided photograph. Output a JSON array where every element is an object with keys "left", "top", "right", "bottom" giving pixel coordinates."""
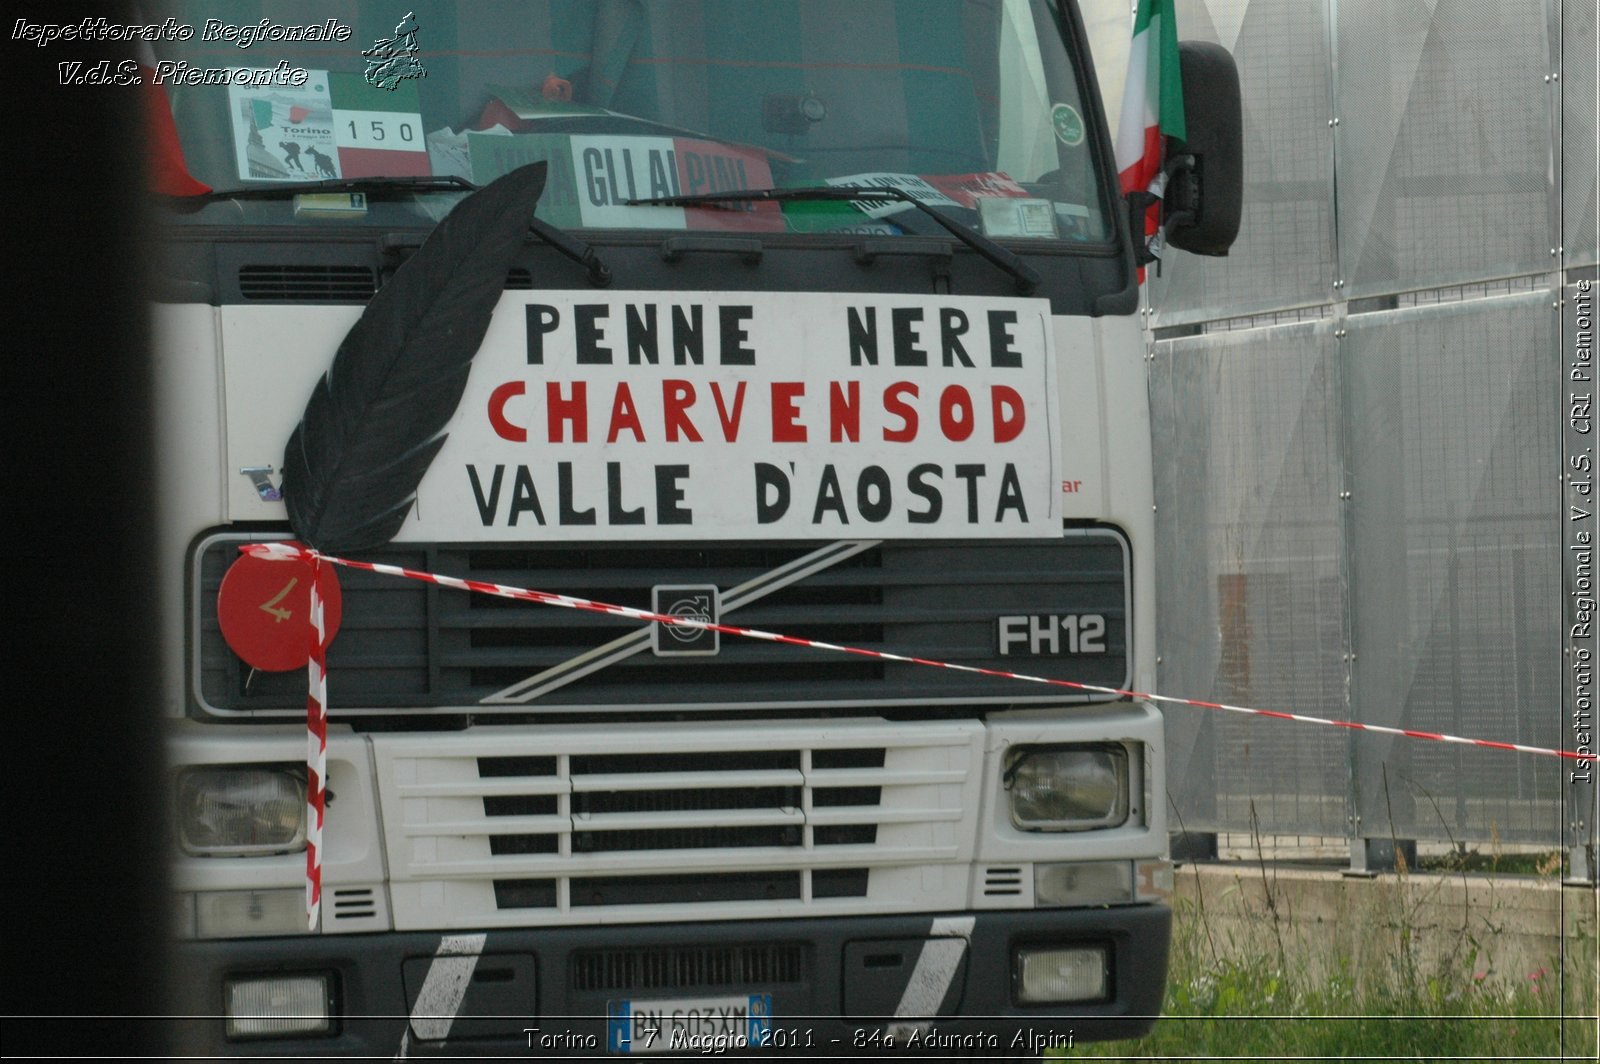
[{"left": 217, "top": 545, "right": 343, "bottom": 672}]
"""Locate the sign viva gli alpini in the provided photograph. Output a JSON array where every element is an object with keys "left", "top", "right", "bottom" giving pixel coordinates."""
[{"left": 402, "top": 292, "right": 1062, "bottom": 541}]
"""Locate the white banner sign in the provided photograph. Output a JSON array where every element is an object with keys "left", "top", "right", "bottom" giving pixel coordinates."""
[{"left": 402, "top": 292, "right": 1062, "bottom": 541}]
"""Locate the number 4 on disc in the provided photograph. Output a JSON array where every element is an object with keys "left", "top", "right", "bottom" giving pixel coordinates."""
[{"left": 217, "top": 544, "right": 344, "bottom": 671}]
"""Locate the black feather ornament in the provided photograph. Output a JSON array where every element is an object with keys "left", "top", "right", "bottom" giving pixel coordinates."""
[{"left": 281, "top": 163, "right": 548, "bottom": 553}]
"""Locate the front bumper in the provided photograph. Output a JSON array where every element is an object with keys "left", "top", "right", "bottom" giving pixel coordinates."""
[{"left": 168, "top": 905, "right": 1170, "bottom": 1056}]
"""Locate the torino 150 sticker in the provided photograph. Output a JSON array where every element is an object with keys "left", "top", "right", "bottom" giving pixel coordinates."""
[{"left": 401, "top": 292, "right": 1063, "bottom": 541}]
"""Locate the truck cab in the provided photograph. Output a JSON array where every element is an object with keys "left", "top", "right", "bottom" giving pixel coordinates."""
[{"left": 155, "top": 1, "right": 1181, "bottom": 1054}]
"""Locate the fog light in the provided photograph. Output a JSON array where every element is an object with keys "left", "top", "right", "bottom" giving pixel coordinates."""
[
  {"left": 196, "top": 889, "right": 307, "bottom": 938},
  {"left": 1016, "top": 946, "right": 1107, "bottom": 1004},
  {"left": 1034, "top": 861, "right": 1134, "bottom": 907},
  {"left": 224, "top": 974, "right": 332, "bottom": 1039}
]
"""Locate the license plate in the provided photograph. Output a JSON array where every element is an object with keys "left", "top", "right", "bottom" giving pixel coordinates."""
[{"left": 606, "top": 993, "right": 772, "bottom": 1054}]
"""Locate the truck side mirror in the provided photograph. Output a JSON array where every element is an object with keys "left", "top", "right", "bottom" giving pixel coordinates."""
[{"left": 1162, "top": 41, "right": 1242, "bottom": 256}]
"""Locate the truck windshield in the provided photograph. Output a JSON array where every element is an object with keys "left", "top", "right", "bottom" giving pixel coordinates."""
[{"left": 159, "top": 0, "right": 1111, "bottom": 244}]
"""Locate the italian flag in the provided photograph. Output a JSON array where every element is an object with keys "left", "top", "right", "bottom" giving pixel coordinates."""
[
  {"left": 330, "top": 72, "right": 431, "bottom": 178},
  {"left": 1114, "top": 0, "right": 1185, "bottom": 264},
  {"left": 251, "top": 99, "right": 316, "bottom": 129}
]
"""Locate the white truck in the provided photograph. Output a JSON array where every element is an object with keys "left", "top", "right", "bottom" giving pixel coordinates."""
[{"left": 155, "top": 1, "right": 1238, "bottom": 1054}]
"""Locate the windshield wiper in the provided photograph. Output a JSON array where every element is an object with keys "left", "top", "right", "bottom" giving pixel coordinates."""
[
  {"left": 181, "top": 175, "right": 479, "bottom": 202},
  {"left": 180, "top": 175, "right": 613, "bottom": 287},
  {"left": 526, "top": 212, "right": 612, "bottom": 287},
  {"left": 627, "top": 185, "right": 1040, "bottom": 295}
]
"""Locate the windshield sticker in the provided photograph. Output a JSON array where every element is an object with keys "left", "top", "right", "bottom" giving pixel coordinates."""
[
  {"left": 229, "top": 71, "right": 335, "bottom": 180},
  {"left": 328, "top": 73, "right": 428, "bottom": 177},
  {"left": 571, "top": 134, "right": 687, "bottom": 230},
  {"left": 977, "top": 197, "right": 1058, "bottom": 239},
  {"left": 1051, "top": 103, "right": 1085, "bottom": 146},
  {"left": 229, "top": 71, "right": 427, "bottom": 181},
  {"left": 467, "top": 132, "right": 781, "bottom": 231}
]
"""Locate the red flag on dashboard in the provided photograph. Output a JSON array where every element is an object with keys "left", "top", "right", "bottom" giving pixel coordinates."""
[{"left": 136, "top": 37, "right": 210, "bottom": 196}]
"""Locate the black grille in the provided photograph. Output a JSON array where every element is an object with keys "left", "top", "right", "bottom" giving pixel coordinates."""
[
  {"left": 573, "top": 788, "right": 798, "bottom": 816},
  {"left": 813, "top": 824, "right": 877, "bottom": 845},
  {"left": 813, "top": 868, "right": 871, "bottom": 897},
  {"left": 479, "top": 756, "right": 557, "bottom": 777},
  {"left": 573, "top": 751, "right": 800, "bottom": 774},
  {"left": 571, "top": 944, "right": 805, "bottom": 992},
  {"left": 573, "top": 825, "right": 802, "bottom": 851},
  {"left": 489, "top": 833, "right": 558, "bottom": 855},
  {"left": 571, "top": 872, "right": 801, "bottom": 906},
  {"left": 195, "top": 533, "right": 1129, "bottom": 714},
  {"left": 493, "top": 879, "right": 557, "bottom": 909},
  {"left": 238, "top": 264, "right": 376, "bottom": 301},
  {"left": 484, "top": 795, "right": 558, "bottom": 816},
  {"left": 812, "top": 786, "right": 883, "bottom": 807}
]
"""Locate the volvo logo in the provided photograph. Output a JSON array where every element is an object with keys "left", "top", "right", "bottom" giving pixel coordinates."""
[{"left": 651, "top": 585, "right": 720, "bottom": 657}]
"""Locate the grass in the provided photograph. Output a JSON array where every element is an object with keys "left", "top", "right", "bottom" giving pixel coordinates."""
[
  {"left": 1069, "top": 927, "right": 1594, "bottom": 1059},
  {"left": 1418, "top": 847, "right": 1569, "bottom": 878},
  {"left": 1063, "top": 849, "right": 1598, "bottom": 1060}
]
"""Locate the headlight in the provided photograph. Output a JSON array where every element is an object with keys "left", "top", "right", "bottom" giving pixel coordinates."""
[
  {"left": 177, "top": 766, "right": 306, "bottom": 856},
  {"left": 1004, "top": 745, "right": 1129, "bottom": 831}
]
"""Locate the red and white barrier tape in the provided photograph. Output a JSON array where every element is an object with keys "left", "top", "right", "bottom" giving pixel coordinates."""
[
  {"left": 244, "top": 541, "right": 1596, "bottom": 768},
  {"left": 305, "top": 555, "right": 327, "bottom": 931}
]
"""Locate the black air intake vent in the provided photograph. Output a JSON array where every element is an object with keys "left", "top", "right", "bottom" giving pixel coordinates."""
[
  {"left": 238, "top": 264, "right": 376, "bottom": 301},
  {"left": 983, "top": 866, "right": 1024, "bottom": 897},
  {"left": 572, "top": 871, "right": 801, "bottom": 907},
  {"left": 331, "top": 887, "right": 377, "bottom": 918},
  {"left": 571, "top": 944, "right": 805, "bottom": 993}
]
